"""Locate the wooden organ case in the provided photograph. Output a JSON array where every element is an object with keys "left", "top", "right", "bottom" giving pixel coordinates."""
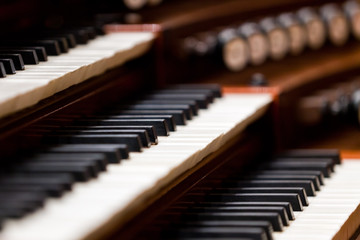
[{"left": 0, "top": 0, "right": 359, "bottom": 240}]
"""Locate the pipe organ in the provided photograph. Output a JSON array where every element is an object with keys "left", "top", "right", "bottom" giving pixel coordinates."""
[{"left": 0, "top": 0, "right": 359, "bottom": 239}]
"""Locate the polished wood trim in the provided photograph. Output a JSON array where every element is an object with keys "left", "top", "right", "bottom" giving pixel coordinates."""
[
  {"left": 341, "top": 151, "right": 360, "bottom": 159},
  {"left": 222, "top": 86, "right": 280, "bottom": 99},
  {"left": 333, "top": 204, "right": 360, "bottom": 240},
  {"left": 104, "top": 24, "right": 162, "bottom": 33}
]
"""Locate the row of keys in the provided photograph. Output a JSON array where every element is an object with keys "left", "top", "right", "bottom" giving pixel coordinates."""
[
  {"left": 134, "top": 150, "right": 344, "bottom": 240},
  {"left": 0, "top": 84, "right": 221, "bottom": 226},
  {"left": 0, "top": 27, "right": 99, "bottom": 78},
  {"left": 0, "top": 31, "right": 155, "bottom": 119},
  {"left": 183, "top": 1, "right": 360, "bottom": 72}
]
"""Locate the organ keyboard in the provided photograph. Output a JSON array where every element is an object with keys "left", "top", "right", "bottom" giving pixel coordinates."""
[
  {"left": 0, "top": 31, "right": 155, "bottom": 119},
  {"left": 273, "top": 159, "right": 360, "bottom": 240},
  {"left": 0, "top": 87, "right": 272, "bottom": 240},
  {"left": 134, "top": 155, "right": 360, "bottom": 240}
]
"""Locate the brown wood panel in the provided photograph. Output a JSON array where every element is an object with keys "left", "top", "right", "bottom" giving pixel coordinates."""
[{"left": 298, "top": 125, "right": 360, "bottom": 150}]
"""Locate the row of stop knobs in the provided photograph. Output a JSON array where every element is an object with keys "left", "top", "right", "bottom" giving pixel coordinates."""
[{"left": 183, "top": 1, "right": 360, "bottom": 71}]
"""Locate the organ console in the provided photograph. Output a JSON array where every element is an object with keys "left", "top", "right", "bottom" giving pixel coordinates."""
[{"left": 0, "top": 0, "right": 360, "bottom": 240}]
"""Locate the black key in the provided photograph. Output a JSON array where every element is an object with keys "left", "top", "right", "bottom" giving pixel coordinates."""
[
  {"left": 180, "top": 201, "right": 295, "bottom": 221},
  {"left": 44, "top": 134, "right": 143, "bottom": 152},
  {"left": 45, "top": 144, "right": 127, "bottom": 163},
  {"left": 94, "top": 115, "right": 177, "bottom": 132},
  {"left": 46, "top": 32, "right": 77, "bottom": 48},
  {"left": 46, "top": 37, "right": 69, "bottom": 53},
  {"left": 0, "top": 184, "right": 47, "bottom": 194},
  {"left": 30, "top": 123, "right": 157, "bottom": 146},
  {"left": 59, "top": 125, "right": 158, "bottom": 145},
  {"left": 8, "top": 173, "right": 74, "bottom": 189},
  {"left": 216, "top": 179, "right": 316, "bottom": 197},
  {"left": 55, "top": 129, "right": 151, "bottom": 148},
  {"left": 28, "top": 153, "right": 108, "bottom": 171},
  {"left": 146, "top": 93, "right": 209, "bottom": 109},
  {"left": 140, "top": 97, "right": 202, "bottom": 115},
  {"left": 0, "top": 54, "right": 25, "bottom": 70},
  {"left": 86, "top": 129, "right": 150, "bottom": 147},
  {"left": 170, "top": 205, "right": 289, "bottom": 227},
  {"left": 0, "top": 198, "right": 44, "bottom": 218},
  {"left": 61, "top": 33, "right": 77, "bottom": 48},
  {"left": 160, "top": 220, "right": 273, "bottom": 240},
  {"left": 204, "top": 177, "right": 315, "bottom": 197},
  {"left": 0, "top": 204, "right": 35, "bottom": 219},
  {"left": 1, "top": 46, "right": 48, "bottom": 61},
  {"left": 198, "top": 187, "right": 308, "bottom": 207},
  {"left": 64, "top": 29, "right": 89, "bottom": 44},
  {"left": 274, "top": 158, "right": 335, "bottom": 172},
  {"left": 0, "top": 202, "right": 40, "bottom": 216},
  {"left": 0, "top": 188, "right": 46, "bottom": 208},
  {"left": 244, "top": 174, "right": 321, "bottom": 191},
  {"left": 0, "top": 186, "right": 47, "bottom": 211},
  {"left": 277, "top": 149, "right": 341, "bottom": 164},
  {"left": 111, "top": 110, "right": 187, "bottom": 126},
  {"left": 0, "top": 49, "right": 38, "bottom": 64},
  {"left": 0, "top": 203, "right": 35, "bottom": 218},
  {"left": 245, "top": 187, "right": 309, "bottom": 207},
  {"left": 0, "top": 191, "right": 45, "bottom": 206},
  {"left": 0, "top": 59, "right": 16, "bottom": 74},
  {"left": 0, "top": 40, "right": 60, "bottom": 56},
  {"left": 0, "top": 201, "right": 40, "bottom": 216},
  {"left": 171, "top": 84, "right": 222, "bottom": 98},
  {"left": 0, "top": 194, "right": 44, "bottom": 215},
  {"left": 185, "top": 192, "right": 303, "bottom": 211},
  {"left": 82, "top": 26, "right": 98, "bottom": 39},
  {"left": 0, "top": 213, "right": 7, "bottom": 225},
  {"left": 171, "top": 212, "right": 283, "bottom": 232},
  {"left": 164, "top": 226, "right": 267, "bottom": 240},
  {"left": 265, "top": 161, "right": 332, "bottom": 177},
  {"left": 76, "top": 119, "right": 170, "bottom": 136},
  {"left": 0, "top": 62, "right": 5, "bottom": 77},
  {"left": 17, "top": 161, "right": 95, "bottom": 182},
  {"left": 28, "top": 46, "right": 47, "bottom": 61},
  {"left": 154, "top": 88, "right": 215, "bottom": 103},
  {"left": 119, "top": 104, "right": 193, "bottom": 120},
  {"left": 257, "top": 170, "right": 325, "bottom": 185},
  {"left": 31, "top": 40, "right": 61, "bottom": 55},
  {"left": 0, "top": 174, "right": 73, "bottom": 197},
  {"left": 135, "top": 100, "right": 198, "bottom": 118}
]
